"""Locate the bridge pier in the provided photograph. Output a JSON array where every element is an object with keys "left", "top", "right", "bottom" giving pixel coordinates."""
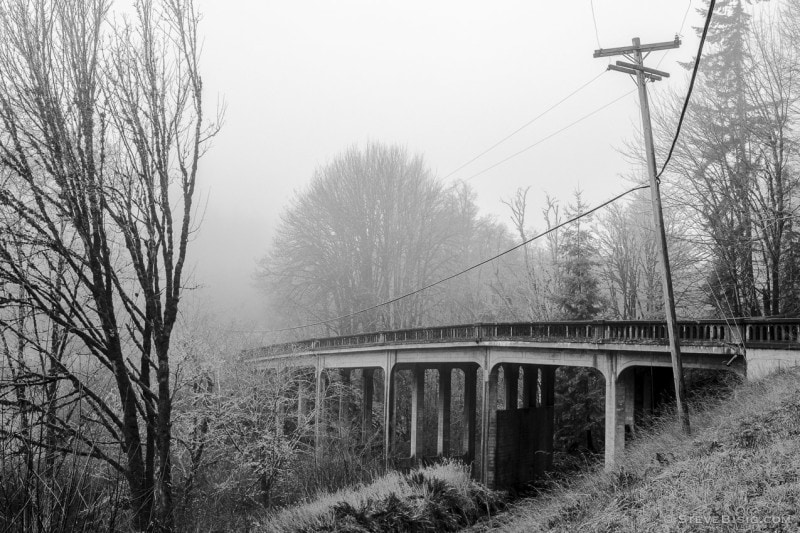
[
  {"left": 480, "top": 365, "right": 499, "bottom": 486},
  {"left": 339, "top": 368, "right": 351, "bottom": 434},
  {"left": 384, "top": 362, "right": 396, "bottom": 467},
  {"left": 410, "top": 366, "right": 425, "bottom": 462},
  {"left": 502, "top": 363, "right": 518, "bottom": 409},
  {"left": 362, "top": 368, "right": 374, "bottom": 443},
  {"left": 297, "top": 370, "right": 309, "bottom": 419},
  {"left": 536, "top": 366, "right": 555, "bottom": 476},
  {"left": 604, "top": 363, "right": 676, "bottom": 468},
  {"left": 463, "top": 366, "right": 477, "bottom": 465},
  {"left": 437, "top": 366, "right": 451, "bottom": 456},
  {"left": 605, "top": 362, "right": 633, "bottom": 467},
  {"left": 314, "top": 364, "right": 323, "bottom": 457},
  {"left": 522, "top": 365, "right": 536, "bottom": 407}
]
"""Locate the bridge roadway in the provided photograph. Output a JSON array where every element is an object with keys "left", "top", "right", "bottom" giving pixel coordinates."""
[{"left": 251, "top": 319, "right": 800, "bottom": 488}]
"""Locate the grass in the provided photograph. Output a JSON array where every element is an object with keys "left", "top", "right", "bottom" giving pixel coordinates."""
[
  {"left": 468, "top": 367, "right": 800, "bottom": 532},
  {"left": 256, "top": 460, "right": 505, "bottom": 532}
]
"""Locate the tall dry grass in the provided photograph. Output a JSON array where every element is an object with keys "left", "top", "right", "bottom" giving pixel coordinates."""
[
  {"left": 258, "top": 460, "right": 505, "bottom": 532},
  {"left": 469, "top": 368, "right": 800, "bottom": 532}
]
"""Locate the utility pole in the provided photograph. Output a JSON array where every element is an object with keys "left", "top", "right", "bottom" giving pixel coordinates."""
[{"left": 594, "top": 36, "right": 690, "bottom": 434}]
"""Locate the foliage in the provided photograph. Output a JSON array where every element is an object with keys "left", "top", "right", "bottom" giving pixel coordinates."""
[
  {"left": 257, "top": 142, "right": 514, "bottom": 338},
  {"left": 553, "top": 367, "right": 605, "bottom": 458},
  {"left": 260, "top": 460, "right": 506, "bottom": 533},
  {"left": 554, "top": 191, "right": 605, "bottom": 320},
  {"left": 166, "top": 319, "right": 389, "bottom": 530},
  {"left": 543, "top": 191, "right": 608, "bottom": 457},
  {"left": 499, "top": 189, "right": 565, "bottom": 320},
  {"left": 0, "top": 450, "right": 127, "bottom": 532},
  {"left": 468, "top": 368, "right": 800, "bottom": 533},
  {"left": 0, "top": 0, "right": 220, "bottom": 529},
  {"left": 664, "top": 0, "right": 800, "bottom": 318},
  {"left": 172, "top": 361, "right": 313, "bottom": 524}
]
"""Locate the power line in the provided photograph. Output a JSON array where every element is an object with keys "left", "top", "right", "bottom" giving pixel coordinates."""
[
  {"left": 656, "top": 0, "right": 715, "bottom": 180},
  {"left": 590, "top": 0, "right": 602, "bottom": 49},
  {"left": 678, "top": 0, "right": 694, "bottom": 38},
  {"left": 656, "top": 0, "right": 695, "bottom": 69},
  {"left": 244, "top": 183, "right": 650, "bottom": 335},
  {"left": 462, "top": 88, "right": 636, "bottom": 182},
  {"left": 441, "top": 70, "right": 607, "bottom": 181}
]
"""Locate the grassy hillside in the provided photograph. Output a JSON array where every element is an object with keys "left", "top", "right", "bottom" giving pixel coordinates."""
[{"left": 470, "top": 368, "right": 800, "bottom": 532}]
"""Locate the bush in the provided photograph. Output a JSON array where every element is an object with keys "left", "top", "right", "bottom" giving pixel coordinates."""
[{"left": 260, "top": 460, "right": 506, "bottom": 533}]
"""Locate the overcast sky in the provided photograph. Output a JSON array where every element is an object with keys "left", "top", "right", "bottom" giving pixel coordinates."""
[{"left": 186, "top": 0, "right": 706, "bottom": 330}]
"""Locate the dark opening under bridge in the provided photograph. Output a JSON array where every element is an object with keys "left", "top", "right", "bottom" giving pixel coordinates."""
[{"left": 251, "top": 319, "right": 800, "bottom": 488}]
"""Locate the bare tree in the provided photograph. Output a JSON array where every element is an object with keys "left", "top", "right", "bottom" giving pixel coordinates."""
[
  {"left": 259, "top": 142, "right": 465, "bottom": 336},
  {"left": 598, "top": 202, "right": 643, "bottom": 319},
  {"left": 744, "top": 10, "right": 800, "bottom": 315},
  {"left": 437, "top": 182, "right": 517, "bottom": 324},
  {"left": 0, "top": 0, "right": 220, "bottom": 529}
]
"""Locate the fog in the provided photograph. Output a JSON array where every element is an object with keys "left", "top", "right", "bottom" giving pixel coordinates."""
[{"left": 188, "top": 0, "right": 704, "bottom": 328}]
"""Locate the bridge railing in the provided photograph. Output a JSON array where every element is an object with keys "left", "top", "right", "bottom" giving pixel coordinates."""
[
  {"left": 745, "top": 321, "right": 800, "bottom": 343},
  {"left": 257, "top": 318, "right": 800, "bottom": 357}
]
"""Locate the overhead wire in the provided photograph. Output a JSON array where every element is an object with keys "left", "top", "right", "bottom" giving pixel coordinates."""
[
  {"left": 656, "top": 0, "right": 716, "bottom": 180},
  {"left": 462, "top": 88, "right": 637, "bottom": 182},
  {"left": 678, "top": 0, "right": 694, "bottom": 38},
  {"left": 441, "top": 70, "right": 607, "bottom": 181},
  {"left": 242, "top": 183, "right": 650, "bottom": 335},
  {"left": 655, "top": 0, "right": 695, "bottom": 69},
  {"left": 590, "top": 0, "right": 602, "bottom": 49}
]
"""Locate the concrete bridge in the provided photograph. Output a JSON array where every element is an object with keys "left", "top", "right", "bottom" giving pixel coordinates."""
[{"left": 250, "top": 319, "right": 800, "bottom": 488}]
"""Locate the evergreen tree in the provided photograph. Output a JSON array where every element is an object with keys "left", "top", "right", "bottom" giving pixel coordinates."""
[
  {"left": 551, "top": 190, "right": 606, "bottom": 457},
  {"left": 691, "top": 0, "right": 760, "bottom": 316},
  {"left": 554, "top": 190, "right": 605, "bottom": 319}
]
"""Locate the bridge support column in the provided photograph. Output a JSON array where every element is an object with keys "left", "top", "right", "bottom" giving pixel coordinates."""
[
  {"left": 522, "top": 365, "right": 537, "bottom": 408},
  {"left": 437, "top": 366, "right": 451, "bottom": 456},
  {"left": 480, "top": 365, "right": 499, "bottom": 486},
  {"left": 384, "top": 365, "right": 395, "bottom": 467},
  {"left": 339, "top": 369, "right": 351, "bottom": 433},
  {"left": 362, "top": 368, "right": 374, "bottom": 443},
  {"left": 535, "top": 366, "right": 555, "bottom": 475},
  {"left": 605, "top": 369, "right": 620, "bottom": 468},
  {"left": 411, "top": 366, "right": 425, "bottom": 462},
  {"left": 315, "top": 365, "right": 323, "bottom": 457},
  {"left": 502, "top": 363, "right": 518, "bottom": 409},
  {"left": 622, "top": 369, "right": 635, "bottom": 439},
  {"left": 605, "top": 357, "right": 634, "bottom": 469},
  {"left": 462, "top": 366, "right": 477, "bottom": 466}
]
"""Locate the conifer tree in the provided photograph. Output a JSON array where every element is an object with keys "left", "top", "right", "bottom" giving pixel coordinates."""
[
  {"left": 551, "top": 191, "right": 605, "bottom": 455},
  {"left": 554, "top": 191, "right": 605, "bottom": 320}
]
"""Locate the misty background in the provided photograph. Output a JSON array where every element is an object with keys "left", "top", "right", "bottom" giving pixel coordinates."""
[{"left": 188, "top": 1, "right": 703, "bottom": 330}]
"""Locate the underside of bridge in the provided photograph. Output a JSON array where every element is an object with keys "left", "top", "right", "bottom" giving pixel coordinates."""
[{"left": 269, "top": 353, "right": 737, "bottom": 489}]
